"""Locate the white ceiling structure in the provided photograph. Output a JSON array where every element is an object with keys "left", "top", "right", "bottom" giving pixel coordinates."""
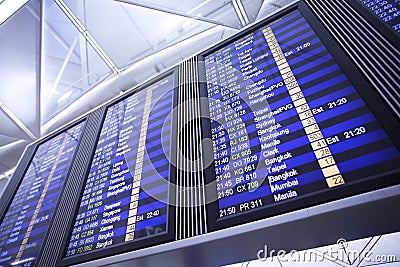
[{"left": 0, "top": 0, "right": 295, "bottom": 192}]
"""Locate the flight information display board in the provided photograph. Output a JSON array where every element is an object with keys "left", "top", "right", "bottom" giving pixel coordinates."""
[
  {"left": 358, "top": 0, "right": 400, "bottom": 33},
  {"left": 204, "top": 9, "right": 400, "bottom": 225},
  {"left": 64, "top": 75, "right": 175, "bottom": 260},
  {"left": 0, "top": 122, "right": 85, "bottom": 267}
]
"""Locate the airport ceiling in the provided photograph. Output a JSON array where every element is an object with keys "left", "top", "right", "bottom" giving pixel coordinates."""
[{"left": 0, "top": 0, "right": 295, "bottom": 180}]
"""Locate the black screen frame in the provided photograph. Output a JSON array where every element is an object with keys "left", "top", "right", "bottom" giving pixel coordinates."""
[
  {"left": 0, "top": 145, "right": 35, "bottom": 222},
  {"left": 0, "top": 117, "right": 88, "bottom": 266},
  {"left": 58, "top": 69, "right": 179, "bottom": 266},
  {"left": 198, "top": 1, "right": 400, "bottom": 232}
]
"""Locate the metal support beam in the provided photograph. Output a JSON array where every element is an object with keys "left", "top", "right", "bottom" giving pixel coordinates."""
[
  {"left": 127, "top": 24, "right": 219, "bottom": 65},
  {"left": 26, "top": 3, "right": 81, "bottom": 61},
  {"left": 236, "top": 0, "right": 250, "bottom": 24},
  {"left": 113, "top": 0, "right": 241, "bottom": 30},
  {"left": 54, "top": 0, "right": 120, "bottom": 74},
  {"left": 37, "top": 0, "right": 42, "bottom": 137},
  {"left": 51, "top": 36, "right": 79, "bottom": 94},
  {"left": 232, "top": 0, "right": 250, "bottom": 27},
  {"left": 0, "top": 100, "right": 37, "bottom": 141},
  {"left": 119, "top": 4, "right": 154, "bottom": 49},
  {"left": 0, "top": 0, "right": 29, "bottom": 25},
  {"left": 270, "top": 2, "right": 284, "bottom": 9}
]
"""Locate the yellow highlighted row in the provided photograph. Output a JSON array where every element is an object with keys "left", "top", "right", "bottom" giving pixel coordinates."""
[
  {"left": 125, "top": 87, "right": 153, "bottom": 241},
  {"left": 263, "top": 27, "right": 344, "bottom": 188}
]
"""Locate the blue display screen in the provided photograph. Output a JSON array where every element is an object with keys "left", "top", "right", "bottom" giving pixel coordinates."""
[
  {"left": 204, "top": 10, "right": 400, "bottom": 219},
  {"left": 65, "top": 75, "right": 174, "bottom": 257},
  {"left": 0, "top": 122, "right": 85, "bottom": 267},
  {"left": 359, "top": 0, "right": 400, "bottom": 33}
]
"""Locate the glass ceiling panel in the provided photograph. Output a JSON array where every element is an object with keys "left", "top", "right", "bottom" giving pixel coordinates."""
[
  {"left": 40, "top": 0, "right": 296, "bottom": 123},
  {"left": 68, "top": 0, "right": 242, "bottom": 29},
  {"left": 123, "top": 25, "right": 239, "bottom": 87},
  {"left": 42, "top": 0, "right": 113, "bottom": 122},
  {"left": 63, "top": 0, "right": 241, "bottom": 69},
  {"left": 256, "top": 0, "right": 297, "bottom": 21},
  {"left": 241, "top": 0, "right": 264, "bottom": 24},
  {"left": 127, "top": 0, "right": 242, "bottom": 28},
  {"left": 0, "top": 0, "right": 40, "bottom": 136}
]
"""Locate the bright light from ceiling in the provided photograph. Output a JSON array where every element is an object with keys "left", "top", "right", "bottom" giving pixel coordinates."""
[{"left": 0, "top": 0, "right": 29, "bottom": 25}]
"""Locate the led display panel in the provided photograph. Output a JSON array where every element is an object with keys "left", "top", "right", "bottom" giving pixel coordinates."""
[
  {"left": 63, "top": 74, "right": 175, "bottom": 263},
  {"left": 358, "top": 0, "right": 400, "bottom": 34},
  {"left": 203, "top": 8, "right": 400, "bottom": 228},
  {"left": 0, "top": 121, "right": 85, "bottom": 267}
]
